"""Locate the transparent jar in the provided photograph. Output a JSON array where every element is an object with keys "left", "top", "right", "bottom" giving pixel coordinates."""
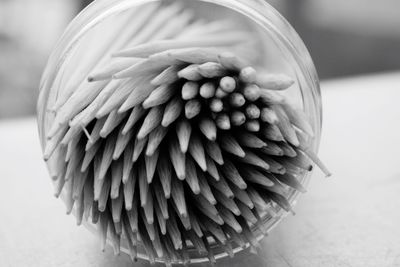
[{"left": 37, "top": 0, "right": 322, "bottom": 264}]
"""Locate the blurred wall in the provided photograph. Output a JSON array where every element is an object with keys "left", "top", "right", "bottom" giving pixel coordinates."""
[
  {"left": 281, "top": 0, "right": 400, "bottom": 78},
  {"left": 0, "top": 0, "right": 76, "bottom": 119}
]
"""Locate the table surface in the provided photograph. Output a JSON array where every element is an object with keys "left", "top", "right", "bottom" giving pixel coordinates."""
[{"left": 1, "top": 72, "right": 400, "bottom": 267}]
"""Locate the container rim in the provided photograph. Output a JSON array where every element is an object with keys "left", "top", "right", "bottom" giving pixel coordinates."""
[{"left": 37, "top": 0, "right": 322, "bottom": 264}]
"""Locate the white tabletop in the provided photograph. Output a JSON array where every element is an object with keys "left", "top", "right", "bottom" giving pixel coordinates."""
[{"left": 1, "top": 72, "right": 400, "bottom": 267}]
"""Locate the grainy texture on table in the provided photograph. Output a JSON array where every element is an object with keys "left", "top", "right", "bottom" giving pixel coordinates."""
[{"left": 1, "top": 73, "right": 400, "bottom": 267}]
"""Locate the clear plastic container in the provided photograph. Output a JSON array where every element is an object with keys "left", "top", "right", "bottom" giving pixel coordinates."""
[{"left": 37, "top": 0, "right": 322, "bottom": 264}]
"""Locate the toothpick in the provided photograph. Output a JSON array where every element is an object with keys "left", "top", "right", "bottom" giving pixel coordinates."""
[
  {"left": 123, "top": 168, "right": 137, "bottom": 210},
  {"left": 259, "top": 89, "right": 285, "bottom": 105},
  {"left": 143, "top": 192, "right": 155, "bottom": 225},
  {"left": 260, "top": 142, "right": 284, "bottom": 156},
  {"left": 236, "top": 132, "right": 266, "bottom": 148},
  {"left": 137, "top": 106, "right": 164, "bottom": 140},
  {"left": 200, "top": 218, "right": 228, "bottom": 244},
  {"left": 229, "top": 93, "right": 246, "bottom": 108},
  {"left": 150, "top": 223, "right": 164, "bottom": 257},
  {"left": 198, "top": 62, "right": 228, "bottom": 78},
  {"left": 100, "top": 110, "right": 127, "bottom": 138},
  {"left": 220, "top": 159, "right": 247, "bottom": 190},
  {"left": 205, "top": 155, "right": 220, "bottom": 181},
  {"left": 209, "top": 98, "right": 223, "bottom": 113},
  {"left": 229, "top": 184, "right": 254, "bottom": 209},
  {"left": 240, "top": 168, "right": 274, "bottom": 187},
  {"left": 151, "top": 65, "right": 182, "bottom": 86},
  {"left": 204, "top": 140, "right": 224, "bottom": 165},
  {"left": 237, "top": 217, "right": 259, "bottom": 248},
  {"left": 138, "top": 218, "right": 157, "bottom": 263},
  {"left": 284, "top": 149, "right": 313, "bottom": 170},
  {"left": 275, "top": 173, "right": 307, "bottom": 193},
  {"left": 88, "top": 59, "right": 138, "bottom": 82},
  {"left": 145, "top": 149, "right": 160, "bottom": 183},
  {"left": 85, "top": 2, "right": 160, "bottom": 81},
  {"left": 242, "top": 84, "right": 261, "bottom": 102},
  {"left": 282, "top": 103, "right": 314, "bottom": 137},
  {"left": 127, "top": 198, "right": 139, "bottom": 232},
  {"left": 185, "top": 99, "right": 202, "bottom": 119},
  {"left": 199, "top": 118, "right": 217, "bottom": 141},
  {"left": 96, "top": 79, "right": 139, "bottom": 118},
  {"left": 230, "top": 111, "right": 246, "bottom": 126},
  {"left": 199, "top": 82, "right": 217, "bottom": 99},
  {"left": 246, "top": 186, "right": 269, "bottom": 212},
  {"left": 300, "top": 148, "right": 332, "bottom": 177},
  {"left": 214, "top": 193, "right": 241, "bottom": 216},
  {"left": 217, "top": 205, "right": 242, "bottom": 233},
  {"left": 176, "top": 119, "right": 192, "bottom": 153},
  {"left": 111, "top": 189, "right": 124, "bottom": 223},
  {"left": 132, "top": 136, "right": 148, "bottom": 163},
  {"left": 122, "top": 105, "right": 147, "bottom": 135},
  {"left": 187, "top": 210, "right": 204, "bottom": 238},
  {"left": 143, "top": 83, "right": 177, "bottom": 109},
  {"left": 122, "top": 214, "right": 138, "bottom": 262},
  {"left": 98, "top": 178, "right": 111, "bottom": 212},
  {"left": 185, "top": 159, "right": 201, "bottom": 194},
  {"left": 155, "top": 201, "right": 167, "bottom": 235},
  {"left": 218, "top": 52, "right": 248, "bottom": 70},
  {"left": 264, "top": 191, "right": 294, "bottom": 214},
  {"left": 145, "top": 126, "right": 168, "bottom": 156},
  {"left": 237, "top": 202, "right": 258, "bottom": 224},
  {"left": 154, "top": 181, "right": 169, "bottom": 219},
  {"left": 219, "top": 134, "right": 245, "bottom": 158},
  {"left": 109, "top": 168, "right": 126, "bottom": 199},
  {"left": 245, "top": 104, "right": 261, "bottom": 119},
  {"left": 220, "top": 76, "right": 237, "bottom": 93},
  {"left": 215, "top": 87, "right": 229, "bottom": 98},
  {"left": 256, "top": 73, "right": 295, "bottom": 90},
  {"left": 244, "top": 120, "right": 260, "bottom": 132},
  {"left": 72, "top": 168, "right": 89, "bottom": 200},
  {"left": 178, "top": 64, "right": 203, "bottom": 81},
  {"left": 197, "top": 170, "right": 217, "bottom": 204},
  {"left": 161, "top": 96, "right": 183, "bottom": 127},
  {"left": 182, "top": 81, "right": 200, "bottom": 100},
  {"left": 85, "top": 117, "right": 107, "bottom": 151},
  {"left": 171, "top": 178, "right": 187, "bottom": 218},
  {"left": 215, "top": 113, "right": 231, "bottom": 130},
  {"left": 274, "top": 105, "right": 300, "bottom": 147},
  {"left": 118, "top": 77, "right": 157, "bottom": 113},
  {"left": 138, "top": 161, "right": 149, "bottom": 207},
  {"left": 157, "top": 155, "right": 172, "bottom": 199},
  {"left": 261, "top": 124, "right": 284, "bottom": 142},
  {"left": 278, "top": 142, "right": 298, "bottom": 158},
  {"left": 169, "top": 137, "right": 186, "bottom": 180},
  {"left": 93, "top": 155, "right": 105, "bottom": 201},
  {"left": 194, "top": 195, "right": 223, "bottom": 225},
  {"left": 113, "top": 126, "right": 134, "bottom": 160},
  {"left": 223, "top": 225, "right": 246, "bottom": 249},
  {"left": 98, "top": 132, "right": 117, "bottom": 180},
  {"left": 208, "top": 175, "right": 234, "bottom": 199},
  {"left": 156, "top": 47, "right": 222, "bottom": 65},
  {"left": 239, "top": 67, "right": 257, "bottom": 83},
  {"left": 240, "top": 150, "right": 270, "bottom": 171},
  {"left": 188, "top": 133, "right": 208, "bottom": 171},
  {"left": 43, "top": 127, "right": 68, "bottom": 160},
  {"left": 114, "top": 33, "right": 250, "bottom": 57}
]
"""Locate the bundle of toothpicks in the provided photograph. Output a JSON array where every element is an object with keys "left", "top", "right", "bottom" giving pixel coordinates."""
[{"left": 42, "top": 2, "right": 330, "bottom": 266}]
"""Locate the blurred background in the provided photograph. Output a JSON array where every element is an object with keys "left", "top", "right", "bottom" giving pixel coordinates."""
[{"left": 1, "top": 0, "right": 400, "bottom": 119}]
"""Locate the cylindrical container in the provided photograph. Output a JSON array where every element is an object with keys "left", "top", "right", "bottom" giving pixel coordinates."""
[{"left": 37, "top": 0, "right": 322, "bottom": 264}]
